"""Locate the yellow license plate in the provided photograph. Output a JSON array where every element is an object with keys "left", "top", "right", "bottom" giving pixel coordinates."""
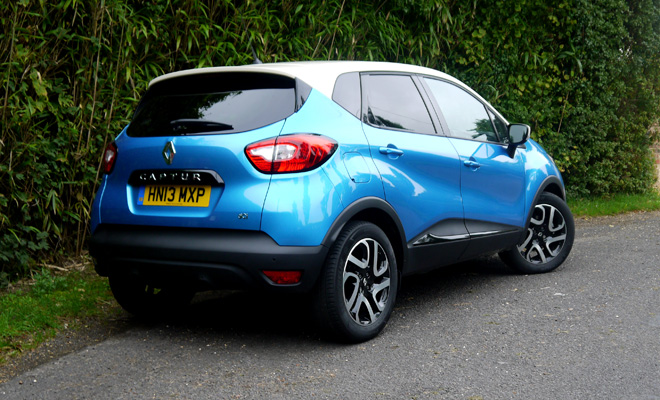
[{"left": 138, "top": 185, "right": 211, "bottom": 207}]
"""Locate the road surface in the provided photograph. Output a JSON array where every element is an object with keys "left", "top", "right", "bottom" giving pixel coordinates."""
[{"left": 1, "top": 211, "right": 659, "bottom": 399}]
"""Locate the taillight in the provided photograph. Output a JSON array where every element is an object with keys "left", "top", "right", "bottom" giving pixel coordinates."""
[
  {"left": 102, "top": 142, "right": 117, "bottom": 174},
  {"left": 245, "top": 134, "right": 338, "bottom": 174}
]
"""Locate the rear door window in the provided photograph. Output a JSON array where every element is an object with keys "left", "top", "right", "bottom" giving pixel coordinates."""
[
  {"left": 361, "top": 74, "right": 436, "bottom": 134},
  {"left": 127, "top": 73, "right": 297, "bottom": 137}
]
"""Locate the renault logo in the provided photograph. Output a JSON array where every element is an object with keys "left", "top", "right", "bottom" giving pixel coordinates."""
[{"left": 162, "top": 141, "right": 176, "bottom": 165}]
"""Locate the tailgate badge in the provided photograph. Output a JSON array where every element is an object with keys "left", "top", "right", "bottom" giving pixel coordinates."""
[{"left": 162, "top": 141, "right": 176, "bottom": 165}]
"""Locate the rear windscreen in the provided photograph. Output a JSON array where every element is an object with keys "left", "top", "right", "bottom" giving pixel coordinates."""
[{"left": 127, "top": 72, "right": 296, "bottom": 137}]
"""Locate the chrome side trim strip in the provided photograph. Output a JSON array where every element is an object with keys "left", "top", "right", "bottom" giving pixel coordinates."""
[
  {"left": 468, "top": 230, "right": 500, "bottom": 238},
  {"left": 413, "top": 233, "right": 470, "bottom": 246},
  {"left": 412, "top": 230, "right": 518, "bottom": 246}
]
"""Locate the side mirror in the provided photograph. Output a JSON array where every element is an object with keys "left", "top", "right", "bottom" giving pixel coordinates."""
[{"left": 507, "top": 124, "right": 530, "bottom": 157}]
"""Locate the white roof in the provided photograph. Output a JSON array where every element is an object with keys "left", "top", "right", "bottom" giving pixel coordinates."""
[
  {"left": 148, "top": 61, "right": 505, "bottom": 122},
  {"left": 149, "top": 61, "right": 463, "bottom": 98}
]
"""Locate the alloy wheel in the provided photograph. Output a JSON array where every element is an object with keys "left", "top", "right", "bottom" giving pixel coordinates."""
[
  {"left": 517, "top": 203, "right": 568, "bottom": 264},
  {"left": 342, "top": 238, "right": 391, "bottom": 325}
]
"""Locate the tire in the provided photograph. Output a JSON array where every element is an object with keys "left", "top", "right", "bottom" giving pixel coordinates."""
[
  {"left": 109, "top": 273, "right": 194, "bottom": 318},
  {"left": 314, "top": 221, "right": 399, "bottom": 343},
  {"left": 500, "top": 192, "right": 575, "bottom": 274}
]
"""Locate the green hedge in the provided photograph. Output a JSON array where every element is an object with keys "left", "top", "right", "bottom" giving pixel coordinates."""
[{"left": 1, "top": 0, "right": 659, "bottom": 280}]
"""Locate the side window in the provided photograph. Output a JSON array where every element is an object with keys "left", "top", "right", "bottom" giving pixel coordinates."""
[
  {"left": 424, "top": 78, "right": 498, "bottom": 142},
  {"left": 362, "top": 74, "right": 435, "bottom": 134},
  {"left": 332, "top": 72, "right": 361, "bottom": 118},
  {"left": 488, "top": 110, "right": 509, "bottom": 144}
]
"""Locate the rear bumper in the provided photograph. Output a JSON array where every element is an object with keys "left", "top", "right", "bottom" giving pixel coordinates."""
[{"left": 89, "top": 224, "right": 328, "bottom": 292}]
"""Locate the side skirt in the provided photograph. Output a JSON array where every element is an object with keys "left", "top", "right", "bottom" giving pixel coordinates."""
[{"left": 405, "top": 219, "right": 523, "bottom": 276}]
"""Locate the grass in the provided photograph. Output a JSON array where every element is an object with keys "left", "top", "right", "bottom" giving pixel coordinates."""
[
  {"left": 0, "top": 260, "right": 118, "bottom": 363},
  {"left": 568, "top": 190, "right": 660, "bottom": 217}
]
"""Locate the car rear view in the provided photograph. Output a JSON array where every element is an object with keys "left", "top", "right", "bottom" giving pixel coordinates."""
[{"left": 90, "top": 69, "right": 343, "bottom": 315}]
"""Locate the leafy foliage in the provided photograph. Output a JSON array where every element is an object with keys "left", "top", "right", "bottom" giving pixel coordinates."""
[{"left": 1, "top": 0, "right": 659, "bottom": 278}]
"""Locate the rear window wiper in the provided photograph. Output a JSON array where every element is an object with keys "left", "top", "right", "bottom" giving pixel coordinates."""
[{"left": 169, "top": 119, "right": 234, "bottom": 134}]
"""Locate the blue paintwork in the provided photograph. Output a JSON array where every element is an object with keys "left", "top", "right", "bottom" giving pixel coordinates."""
[
  {"left": 362, "top": 124, "right": 464, "bottom": 242},
  {"left": 91, "top": 74, "right": 565, "bottom": 259},
  {"left": 260, "top": 89, "right": 383, "bottom": 246},
  {"left": 448, "top": 137, "right": 526, "bottom": 229}
]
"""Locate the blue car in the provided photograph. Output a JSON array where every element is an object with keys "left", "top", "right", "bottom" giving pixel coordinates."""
[{"left": 90, "top": 61, "right": 575, "bottom": 342}]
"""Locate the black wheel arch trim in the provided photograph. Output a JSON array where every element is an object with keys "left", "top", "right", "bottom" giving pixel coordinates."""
[{"left": 321, "top": 196, "right": 409, "bottom": 271}]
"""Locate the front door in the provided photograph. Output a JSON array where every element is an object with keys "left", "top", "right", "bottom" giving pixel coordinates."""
[{"left": 421, "top": 77, "right": 526, "bottom": 255}]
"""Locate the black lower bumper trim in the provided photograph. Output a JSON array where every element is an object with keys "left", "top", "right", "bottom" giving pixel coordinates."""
[{"left": 89, "top": 224, "right": 328, "bottom": 292}]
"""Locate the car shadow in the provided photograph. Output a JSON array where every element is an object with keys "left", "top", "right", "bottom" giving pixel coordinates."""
[
  {"left": 399, "top": 254, "right": 514, "bottom": 296},
  {"left": 117, "top": 255, "right": 516, "bottom": 343},
  {"left": 117, "top": 256, "right": 513, "bottom": 341}
]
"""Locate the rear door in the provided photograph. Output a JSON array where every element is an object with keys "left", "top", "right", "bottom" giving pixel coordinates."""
[{"left": 359, "top": 73, "right": 466, "bottom": 270}]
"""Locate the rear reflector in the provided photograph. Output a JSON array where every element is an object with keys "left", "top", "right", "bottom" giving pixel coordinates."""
[
  {"left": 245, "top": 134, "right": 337, "bottom": 174},
  {"left": 262, "top": 270, "right": 302, "bottom": 285},
  {"left": 102, "top": 142, "right": 118, "bottom": 174}
]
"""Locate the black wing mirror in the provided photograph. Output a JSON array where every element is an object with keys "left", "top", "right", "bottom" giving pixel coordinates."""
[{"left": 507, "top": 124, "right": 530, "bottom": 157}]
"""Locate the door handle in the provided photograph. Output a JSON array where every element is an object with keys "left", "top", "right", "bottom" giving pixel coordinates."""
[
  {"left": 463, "top": 160, "right": 481, "bottom": 169},
  {"left": 379, "top": 146, "right": 404, "bottom": 156}
]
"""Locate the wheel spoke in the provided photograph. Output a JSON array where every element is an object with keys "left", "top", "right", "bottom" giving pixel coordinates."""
[
  {"left": 370, "top": 239, "right": 389, "bottom": 277},
  {"left": 343, "top": 272, "right": 360, "bottom": 309},
  {"left": 530, "top": 206, "right": 545, "bottom": 226},
  {"left": 517, "top": 228, "right": 534, "bottom": 252},
  {"left": 548, "top": 207, "right": 565, "bottom": 232},
  {"left": 527, "top": 243, "right": 547, "bottom": 263},
  {"left": 545, "top": 233, "right": 566, "bottom": 255},
  {"left": 370, "top": 278, "right": 390, "bottom": 311},
  {"left": 546, "top": 233, "right": 566, "bottom": 246},
  {"left": 347, "top": 253, "right": 368, "bottom": 270},
  {"left": 343, "top": 271, "right": 359, "bottom": 285},
  {"left": 373, "top": 258, "right": 388, "bottom": 277},
  {"left": 350, "top": 293, "right": 364, "bottom": 319},
  {"left": 351, "top": 293, "right": 377, "bottom": 325},
  {"left": 371, "top": 278, "right": 390, "bottom": 296}
]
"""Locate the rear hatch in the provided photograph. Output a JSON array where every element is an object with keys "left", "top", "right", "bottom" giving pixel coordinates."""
[{"left": 96, "top": 72, "right": 309, "bottom": 231}]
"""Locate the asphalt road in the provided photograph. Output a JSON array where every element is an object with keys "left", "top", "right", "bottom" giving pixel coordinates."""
[{"left": 1, "top": 211, "right": 659, "bottom": 399}]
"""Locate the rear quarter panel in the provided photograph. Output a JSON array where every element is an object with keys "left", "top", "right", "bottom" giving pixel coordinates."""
[{"left": 260, "top": 89, "right": 385, "bottom": 246}]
